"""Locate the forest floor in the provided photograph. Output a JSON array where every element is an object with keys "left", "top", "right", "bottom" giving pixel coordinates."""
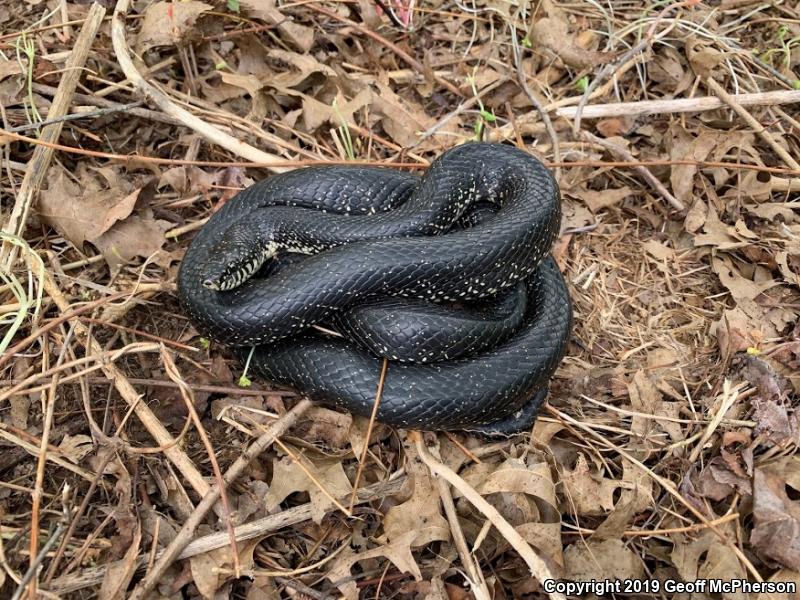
[{"left": 1, "top": 0, "right": 800, "bottom": 598}]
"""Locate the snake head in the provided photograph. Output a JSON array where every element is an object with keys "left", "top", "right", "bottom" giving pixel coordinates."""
[{"left": 201, "top": 241, "right": 279, "bottom": 291}]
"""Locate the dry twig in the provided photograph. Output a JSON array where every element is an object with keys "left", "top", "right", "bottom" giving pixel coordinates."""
[
  {"left": 581, "top": 131, "right": 685, "bottom": 212},
  {"left": 705, "top": 76, "right": 800, "bottom": 170},
  {"left": 556, "top": 88, "right": 800, "bottom": 119},
  {"left": 412, "top": 432, "right": 565, "bottom": 600}
]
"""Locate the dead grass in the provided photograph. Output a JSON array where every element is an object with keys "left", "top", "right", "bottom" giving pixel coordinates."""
[{"left": 1, "top": 0, "right": 800, "bottom": 598}]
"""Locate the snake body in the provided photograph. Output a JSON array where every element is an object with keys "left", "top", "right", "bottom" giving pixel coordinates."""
[{"left": 177, "top": 143, "right": 572, "bottom": 434}]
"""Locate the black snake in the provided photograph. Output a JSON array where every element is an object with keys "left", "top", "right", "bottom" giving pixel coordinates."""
[{"left": 177, "top": 143, "right": 572, "bottom": 435}]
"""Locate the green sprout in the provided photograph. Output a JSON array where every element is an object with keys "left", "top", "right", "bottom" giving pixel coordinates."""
[
  {"left": 466, "top": 69, "right": 496, "bottom": 142},
  {"left": 0, "top": 233, "right": 44, "bottom": 356},
  {"left": 574, "top": 76, "right": 590, "bottom": 93},
  {"left": 14, "top": 32, "right": 42, "bottom": 128},
  {"left": 758, "top": 24, "right": 800, "bottom": 71},
  {"left": 238, "top": 346, "right": 256, "bottom": 387},
  {"left": 227, "top": 0, "right": 240, "bottom": 13},
  {"left": 198, "top": 337, "right": 210, "bottom": 350}
]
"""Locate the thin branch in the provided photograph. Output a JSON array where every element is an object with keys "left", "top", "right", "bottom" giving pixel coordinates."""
[
  {"left": 6, "top": 102, "right": 144, "bottom": 133},
  {"left": 705, "top": 76, "right": 800, "bottom": 171},
  {"left": 50, "top": 468, "right": 406, "bottom": 595},
  {"left": 411, "top": 432, "right": 565, "bottom": 600},
  {"left": 546, "top": 406, "right": 764, "bottom": 582},
  {"left": 27, "top": 324, "right": 75, "bottom": 598},
  {"left": 509, "top": 21, "right": 561, "bottom": 180},
  {"left": 349, "top": 358, "right": 389, "bottom": 511},
  {"left": 556, "top": 88, "right": 800, "bottom": 119},
  {"left": 161, "top": 347, "right": 241, "bottom": 577},
  {"left": 582, "top": 131, "right": 685, "bottom": 212},
  {"left": 36, "top": 265, "right": 213, "bottom": 502},
  {"left": 429, "top": 438, "right": 490, "bottom": 599},
  {"left": 11, "top": 525, "right": 66, "bottom": 600}
]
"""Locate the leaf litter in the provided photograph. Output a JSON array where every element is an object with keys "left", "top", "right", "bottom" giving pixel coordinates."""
[{"left": 1, "top": 0, "right": 800, "bottom": 598}]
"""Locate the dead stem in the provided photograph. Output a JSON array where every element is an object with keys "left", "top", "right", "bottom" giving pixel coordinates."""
[
  {"left": 161, "top": 347, "right": 242, "bottom": 578},
  {"left": 412, "top": 431, "right": 565, "bottom": 600},
  {"left": 349, "top": 358, "right": 389, "bottom": 511}
]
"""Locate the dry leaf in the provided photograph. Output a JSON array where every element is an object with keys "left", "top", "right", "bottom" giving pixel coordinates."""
[
  {"left": 293, "top": 406, "right": 353, "bottom": 449},
  {"left": 643, "top": 239, "right": 675, "bottom": 262},
  {"left": 267, "top": 49, "right": 336, "bottom": 89},
  {"left": 464, "top": 456, "right": 562, "bottom": 567},
  {"left": 0, "top": 59, "right": 23, "bottom": 81},
  {"left": 685, "top": 198, "right": 707, "bottom": 233},
  {"left": 713, "top": 255, "right": 778, "bottom": 302},
  {"left": 672, "top": 526, "right": 748, "bottom": 599},
  {"left": 747, "top": 202, "right": 798, "bottom": 222},
  {"left": 136, "top": 1, "right": 212, "bottom": 52},
  {"left": 560, "top": 454, "right": 618, "bottom": 516},
  {"left": 752, "top": 467, "right": 800, "bottom": 570},
  {"left": 693, "top": 202, "right": 751, "bottom": 250},
  {"left": 569, "top": 186, "right": 634, "bottom": 212},
  {"left": 713, "top": 307, "right": 760, "bottom": 356},
  {"left": 777, "top": 251, "right": 800, "bottom": 288},
  {"left": 627, "top": 370, "right": 684, "bottom": 445},
  {"left": 265, "top": 453, "right": 352, "bottom": 523},
  {"left": 190, "top": 539, "right": 259, "bottom": 599},
  {"left": 532, "top": 17, "right": 616, "bottom": 69},
  {"left": 247, "top": 575, "right": 281, "bottom": 600},
  {"left": 649, "top": 46, "right": 693, "bottom": 95},
  {"left": 326, "top": 530, "right": 422, "bottom": 600},
  {"left": 219, "top": 71, "right": 265, "bottom": 98},
  {"left": 757, "top": 569, "right": 800, "bottom": 600},
  {"left": 38, "top": 166, "right": 168, "bottom": 270},
  {"left": 686, "top": 37, "right": 725, "bottom": 79},
  {"left": 516, "top": 521, "right": 565, "bottom": 573},
  {"left": 595, "top": 116, "right": 637, "bottom": 137},
  {"left": 694, "top": 456, "right": 751, "bottom": 501},
  {"left": 93, "top": 215, "right": 172, "bottom": 271},
  {"left": 238, "top": 0, "right": 314, "bottom": 51},
  {"left": 752, "top": 397, "right": 798, "bottom": 446},
  {"left": 58, "top": 434, "right": 93, "bottom": 464},
  {"left": 616, "top": 458, "right": 654, "bottom": 515},
  {"left": 39, "top": 167, "right": 137, "bottom": 248},
  {"left": 667, "top": 125, "right": 722, "bottom": 205},
  {"left": 298, "top": 88, "right": 372, "bottom": 132},
  {"left": 564, "top": 538, "right": 645, "bottom": 582},
  {"left": 562, "top": 200, "right": 594, "bottom": 230},
  {"left": 372, "top": 82, "right": 435, "bottom": 146},
  {"left": 380, "top": 441, "right": 449, "bottom": 547}
]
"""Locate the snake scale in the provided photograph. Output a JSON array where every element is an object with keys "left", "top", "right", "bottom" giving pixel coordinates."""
[{"left": 177, "top": 142, "right": 572, "bottom": 435}]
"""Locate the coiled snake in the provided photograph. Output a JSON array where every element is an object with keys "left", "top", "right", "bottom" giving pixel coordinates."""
[{"left": 177, "top": 143, "right": 572, "bottom": 435}]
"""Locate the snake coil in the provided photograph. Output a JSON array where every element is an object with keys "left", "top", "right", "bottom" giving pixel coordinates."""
[{"left": 177, "top": 143, "right": 572, "bottom": 435}]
